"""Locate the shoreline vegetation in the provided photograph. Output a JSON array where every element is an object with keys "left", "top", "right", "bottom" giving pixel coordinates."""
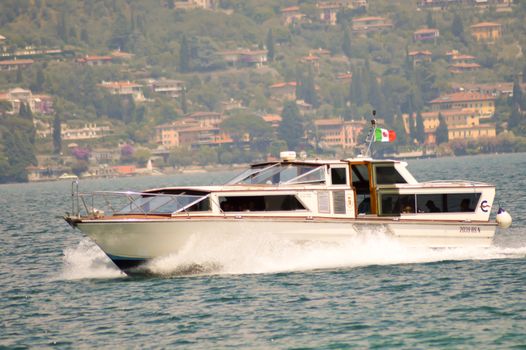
[{"left": 1, "top": 1, "right": 525, "bottom": 184}]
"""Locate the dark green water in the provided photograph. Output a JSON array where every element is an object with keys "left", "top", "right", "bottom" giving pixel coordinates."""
[{"left": 1, "top": 153, "right": 525, "bottom": 348}]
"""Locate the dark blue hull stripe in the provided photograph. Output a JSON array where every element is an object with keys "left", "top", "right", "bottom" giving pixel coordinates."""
[{"left": 106, "top": 254, "right": 148, "bottom": 270}]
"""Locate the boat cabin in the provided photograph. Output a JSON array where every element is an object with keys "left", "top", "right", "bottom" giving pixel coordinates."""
[{"left": 133, "top": 153, "right": 493, "bottom": 223}]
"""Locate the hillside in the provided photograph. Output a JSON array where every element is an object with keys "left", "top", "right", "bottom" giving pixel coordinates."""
[{"left": 0, "top": 0, "right": 525, "bottom": 182}]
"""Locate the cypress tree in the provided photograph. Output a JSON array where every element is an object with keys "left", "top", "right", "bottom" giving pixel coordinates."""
[
  {"left": 278, "top": 101, "right": 304, "bottom": 151},
  {"left": 408, "top": 113, "right": 416, "bottom": 144},
  {"left": 435, "top": 113, "right": 449, "bottom": 145},
  {"left": 266, "top": 29, "right": 275, "bottom": 62},
  {"left": 508, "top": 105, "right": 522, "bottom": 129},
  {"left": 53, "top": 115, "right": 62, "bottom": 155},
  {"left": 342, "top": 28, "right": 352, "bottom": 59},
  {"left": 415, "top": 111, "right": 425, "bottom": 144},
  {"left": 451, "top": 14, "right": 464, "bottom": 41},
  {"left": 179, "top": 34, "right": 190, "bottom": 73},
  {"left": 181, "top": 87, "right": 188, "bottom": 114},
  {"left": 512, "top": 77, "right": 523, "bottom": 108}
]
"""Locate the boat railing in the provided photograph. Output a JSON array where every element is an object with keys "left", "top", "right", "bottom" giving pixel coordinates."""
[{"left": 71, "top": 188, "right": 209, "bottom": 218}]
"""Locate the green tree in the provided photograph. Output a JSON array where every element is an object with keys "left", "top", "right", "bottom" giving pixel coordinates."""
[
  {"left": 278, "top": 101, "right": 304, "bottom": 151},
  {"left": 451, "top": 14, "right": 464, "bottom": 42},
  {"left": 435, "top": 113, "right": 449, "bottom": 145},
  {"left": 426, "top": 12, "right": 435, "bottom": 29},
  {"left": 179, "top": 34, "right": 190, "bottom": 73},
  {"left": 508, "top": 104, "right": 522, "bottom": 129},
  {"left": 266, "top": 29, "right": 275, "bottom": 62},
  {"left": 169, "top": 147, "right": 193, "bottom": 167},
  {"left": 221, "top": 113, "right": 273, "bottom": 152},
  {"left": 181, "top": 87, "right": 188, "bottom": 114},
  {"left": 408, "top": 113, "right": 416, "bottom": 144},
  {"left": 512, "top": 77, "right": 524, "bottom": 109},
  {"left": 53, "top": 115, "right": 62, "bottom": 155},
  {"left": 415, "top": 111, "right": 425, "bottom": 144},
  {"left": 342, "top": 28, "right": 352, "bottom": 59}
]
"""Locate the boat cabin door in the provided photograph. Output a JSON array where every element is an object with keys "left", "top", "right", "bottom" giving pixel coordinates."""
[{"left": 351, "top": 163, "right": 376, "bottom": 215}]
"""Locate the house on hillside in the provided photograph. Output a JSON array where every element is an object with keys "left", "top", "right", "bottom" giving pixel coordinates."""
[
  {"left": 76, "top": 55, "right": 113, "bottom": 66},
  {"left": 429, "top": 92, "right": 496, "bottom": 118},
  {"left": 0, "top": 87, "right": 53, "bottom": 115},
  {"left": 300, "top": 54, "right": 320, "bottom": 73},
  {"left": 408, "top": 50, "right": 432, "bottom": 66},
  {"left": 0, "top": 59, "right": 34, "bottom": 71},
  {"left": 0, "top": 34, "right": 6, "bottom": 51},
  {"left": 269, "top": 82, "right": 297, "bottom": 100},
  {"left": 155, "top": 118, "right": 232, "bottom": 149},
  {"left": 173, "top": 0, "right": 218, "bottom": 9},
  {"left": 470, "top": 22, "right": 502, "bottom": 41},
  {"left": 61, "top": 122, "right": 112, "bottom": 140},
  {"left": 314, "top": 118, "right": 366, "bottom": 150},
  {"left": 261, "top": 114, "right": 282, "bottom": 130},
  {"left": 281, "top": 6, "right": 306, "bottom": 26},
  {"left": 146, "top": 78, "right": 185, "bottom": 98},
  {"left": 98, "top": 81, "right": 145, "bottom": 102},
  {"left": 417, "top": 0, "right": 511, "bottom": 10},
  {"left": 421, "top": 109, "right": 496, "bottom": 145},
  {"left": 413, "top": 28, "right": 439, "bottom": 42},
  {"left": 450, "top": 82, "right": 518, "bottom": 97},
  {"left": 219, "top": 49, "right": 268, "bottom": 68},
  {"left": 352, "top": 16, "right": 393, "bottom": 34}
]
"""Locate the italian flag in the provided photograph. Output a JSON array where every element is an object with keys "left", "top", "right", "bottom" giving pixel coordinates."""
[{"left": 374, "top": 128, "right": 396, "bottom": 142}]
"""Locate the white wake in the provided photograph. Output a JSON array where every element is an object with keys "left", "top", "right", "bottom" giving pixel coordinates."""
[{"left": 60, "top": 228, "right": 526, "bottom": 279}]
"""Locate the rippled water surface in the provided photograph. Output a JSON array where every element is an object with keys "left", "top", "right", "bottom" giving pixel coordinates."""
[{"left": 1, "top": 153, "right": 525, "bottom": 348}]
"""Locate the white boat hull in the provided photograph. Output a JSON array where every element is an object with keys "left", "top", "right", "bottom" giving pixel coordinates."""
[{"left": 76, "top": 217, "right": 496, "bottom": 270}]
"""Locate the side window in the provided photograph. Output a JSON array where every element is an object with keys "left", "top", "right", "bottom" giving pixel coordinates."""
[
  {"left": 219, "top": 195, "right": 306, "bottom": 212},
  {"left": 379, "top": 194, "right": 415, "bottom": 215},
  {"left": 375, "top": 166, "right": 407, "bottom": 184},
  {"left": 331, "top": 167, "right": 347, "bottom": 185}
]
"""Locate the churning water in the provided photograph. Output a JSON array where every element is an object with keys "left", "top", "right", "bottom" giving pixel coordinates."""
[{"left": 1, "top": 153, "right": 525, "bottom": 348}]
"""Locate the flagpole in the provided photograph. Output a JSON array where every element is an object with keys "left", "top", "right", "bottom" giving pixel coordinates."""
[{"left": 364, "top": 111, "right": 376, "bottom": 157}]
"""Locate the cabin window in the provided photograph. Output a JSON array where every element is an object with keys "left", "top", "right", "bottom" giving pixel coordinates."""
[
  {"left": 379, "top": 194, "right": 416, "bottom": 215},
  {"left": 331, "top": 167, "right": 347, "bottom": 185},
  {"left": 229, "top": 164, "right": 325, "bottom": 185},
  {"left": 219, "top": 195, "right": 306, "bottom": 212},
  {"left": 378, "top": 193, "right": 482, "bottom": 215},
  {"left": 416, "top": 193, "right": 481, "bottom": 213},
  {"left": 351, "top": 165, "right": 370, "bottom": 192},
  {"left": 352, "top": 165, "right": 372, "bottom": 215},
  {"left": 375, "top": 165, "right": 407, "bottom": 185}
]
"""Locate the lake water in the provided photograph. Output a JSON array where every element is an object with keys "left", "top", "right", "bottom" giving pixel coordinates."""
[{"left": 1, "top": 153, "right": 525, "bottom": 348}]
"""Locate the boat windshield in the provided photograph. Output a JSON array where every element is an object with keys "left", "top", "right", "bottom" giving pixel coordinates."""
[{"left": 228, "top": 163, "right": 326, "bottom": 185}]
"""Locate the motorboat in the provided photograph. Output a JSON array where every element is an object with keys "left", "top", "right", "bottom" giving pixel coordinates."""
[{"left": 64, "top": 148, "right": 512, "bottom": 272}]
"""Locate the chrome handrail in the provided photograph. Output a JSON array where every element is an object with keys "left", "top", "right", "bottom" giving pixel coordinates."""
[{"left": 73, "top": 190, "right": 208, "bottom": 217}]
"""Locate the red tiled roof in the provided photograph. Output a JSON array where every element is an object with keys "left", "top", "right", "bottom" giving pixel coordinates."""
[
  {"left": 301, "top": 55, "right": 319, "bottom": 61},
  {"left": 85, "top": 55, "right": 112, "bottom": 61},
  {"left": 262, "top": 114, "right": 282, "bottom": 123},
  {"left": 408, "top": 50, "right": 432, "bottom": 56},
  {"left": 270, "top": 82, "right": 297, "bottom": 89},
  {"left": 353, "top": 16, "right": 386, "bottom": 22},
  {"left": 452, "top": 54, "right": 476, "bottom": 60},
  {"left": 470, "top": 22, "right": 501, "bottom": 29},
  {"left": 99, "top": 81, "right": 141, "bottom": 88},
  {"left": 430, "top": 92, "right": 494, "bottom": 104},
  {"left": 450, "top": 63, "right": 481, "bottom": 68},
  {"left": 421, "top": 109, "right": 475, "bottom": 118},
  {"left": 281, "top": 6, "right": 300, "bottom": 12},
  {"left": 0, "top": 59, "right": 34, "bottom": 65},
  {"left": 315, "top": 118, "right": 343, "bottom": 126},
  {"left": 337, "top": 73, "right": 353, "bottom": 80},
  {"left": 414, "top": 28, "right": 439, "bottom": 34}
]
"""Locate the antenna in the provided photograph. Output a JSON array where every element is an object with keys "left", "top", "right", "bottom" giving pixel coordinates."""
[{"left": 363, "top": 110, "right": 377, "bottom": 157}]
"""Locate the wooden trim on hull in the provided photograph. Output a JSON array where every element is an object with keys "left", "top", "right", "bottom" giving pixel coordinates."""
[{"left": 74, "top": 215, "right": 497, "bottom": 227}]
